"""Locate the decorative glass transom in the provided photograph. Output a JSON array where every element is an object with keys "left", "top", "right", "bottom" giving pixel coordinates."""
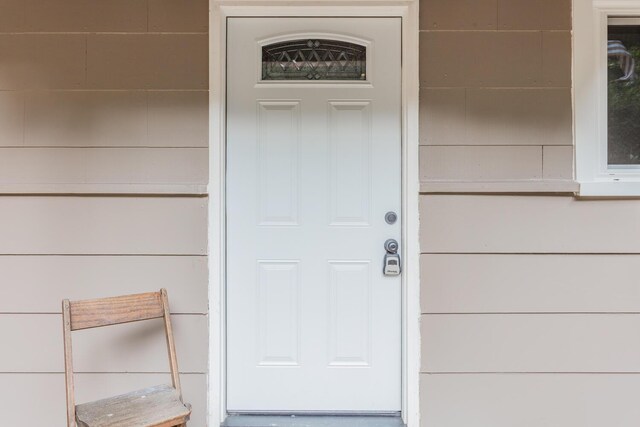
[{"left": 262, "top": 39, "right": 366, "bottom": 81}]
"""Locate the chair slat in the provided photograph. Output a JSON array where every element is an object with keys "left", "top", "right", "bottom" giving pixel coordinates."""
[
  {"left": 75, "top": 384, "right": 190, "bottom": 427},
  {"left": 69, "top": 291, "right": 164, "bottom": 331}
]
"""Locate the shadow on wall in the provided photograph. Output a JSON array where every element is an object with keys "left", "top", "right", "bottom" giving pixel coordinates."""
[
  {"left": 420, "top": 88, "right": 572, "bottom": 146},
  {"left": 0, "top": 34, "right": 210, "bottom": 184}
]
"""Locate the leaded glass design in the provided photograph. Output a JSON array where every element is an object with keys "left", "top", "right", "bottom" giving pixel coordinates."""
[{"left": 262, "top": 39, "right": 366, "bottom": 81}]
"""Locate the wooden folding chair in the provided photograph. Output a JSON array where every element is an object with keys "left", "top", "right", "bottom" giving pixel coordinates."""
[{"left": 62, "top": 289, "right": 191, "bottom": 427}]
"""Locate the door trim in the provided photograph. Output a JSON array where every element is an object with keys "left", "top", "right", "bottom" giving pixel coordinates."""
[{"left": 208, "top": 2, "right": 421, "bottom": 426}]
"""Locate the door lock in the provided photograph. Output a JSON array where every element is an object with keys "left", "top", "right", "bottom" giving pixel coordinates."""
[
  {"left": 383, "top": 239, "right": 401, "bottom": 276},
  {"left": 385, "top": 211, "right": 398, "bottom": 225}
]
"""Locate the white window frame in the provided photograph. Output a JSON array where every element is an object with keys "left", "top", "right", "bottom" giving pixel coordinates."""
[{"left": 575, "top": 0, "right": 640, "bottom": 196}]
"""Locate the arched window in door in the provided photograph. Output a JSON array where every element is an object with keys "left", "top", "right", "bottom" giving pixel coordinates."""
[{"left": 262, "top": 39, "right": 366, "bottom": 81}]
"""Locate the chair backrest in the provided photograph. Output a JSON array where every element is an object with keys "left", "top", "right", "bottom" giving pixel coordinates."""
[{"left": 62, "top": 289, "right": 182, "bottom": 427}]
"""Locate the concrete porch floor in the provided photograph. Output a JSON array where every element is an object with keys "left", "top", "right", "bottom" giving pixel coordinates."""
[{"left": 221, "top": 415, "right": 406, "bottom": 427}]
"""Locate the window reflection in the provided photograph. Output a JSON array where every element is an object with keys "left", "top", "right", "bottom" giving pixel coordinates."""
[{"left": 608, "top": 24, "right": 640, "bottom": 166}]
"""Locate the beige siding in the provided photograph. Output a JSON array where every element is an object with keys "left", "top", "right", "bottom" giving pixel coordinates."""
[
  {"left": 419, "top": 194, "right": 640, "bottom": 425},
  {"left": 420, "top": 195, "right": 640, "bottom": 253},
  {"left": 420, "top": 146, "right": 542, "bottom": 181},
  {"left": 21, "top": 90, "right": 208, "bottom": 148},
  {"left": 22, "top": 0, "right": 147, "bottom": 32},
  {"left": 421, "top": 32, "right": 558, "bottom": 88},
  {"left": 0, "top": 197, "right": 206, "bottom": 254},
  {"left": 0, "top": 34, "right": 86, "bottom": 89},
  {"left": 418, "top": 1, "right": 640, "bottom": 425},
  {"left": 420, "top": 0, "right": 498, "bottom": 30},
  {"left": 422, "top": 254, "right": 640, "bottom": 313},
  {"left": 148, "top": 0, "right": 209, "bottom": 32},
  {"left": 543, "top": 145, "right": 574, "bottom": 180},
  {"left": 422, "top": 314, "right": 640, "bottom": 372},
  {"left": 0, "top": 148, "right": 207, "bottom": 184},
  {"left": 420, "top": 88, "right": 573, "bottom": 147},
  {"left": 420, "top": 0, "right": 573, "bottom": 191},
  {"left": 0, "top": 0, "right": 208, "bottom": 424},
  {"left": 0, "top": 314, "right": 207, "bottom": 373},
  {"left": 0, "top": 91, "right": 23, "bottom": 144},
  {"left": 86, "top": 34, "right": 208, "bottom": 90},
  {"left": 421, "top": 374, "right": 640, "bottom": 427},
  {"left": 3, "top": 374, "right": 207, "bottom": 426},
  {"left": 497, "top": 0, "right": 571, "bottom": 30},
  {"left": 0, "top": 256, "right": 207, "bottom": 313}
]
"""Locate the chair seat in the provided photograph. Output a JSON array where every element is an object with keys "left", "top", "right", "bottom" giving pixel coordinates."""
[{"left": 75, "top": 384, "right": 191, "bottom": 427}]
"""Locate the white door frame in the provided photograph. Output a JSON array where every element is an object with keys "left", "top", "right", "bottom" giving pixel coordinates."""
[{"left": 208, "top": 1, "right": 421, "bottom": 426}]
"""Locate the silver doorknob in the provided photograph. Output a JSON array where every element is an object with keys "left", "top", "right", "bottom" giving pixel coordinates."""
[
  {"left": 383, "top": 239, "right": 401, "bottom": 276},
  {"left": 384, "top": 239, "right": 399, "bottom": 254}
]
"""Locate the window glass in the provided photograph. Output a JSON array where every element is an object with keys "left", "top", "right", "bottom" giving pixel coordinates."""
[
  {"left": 262, "top": 39, "right": 366, "bottom": 81},
  {"left": 608, "top": 24, "right": 640, "bottom": 166}
]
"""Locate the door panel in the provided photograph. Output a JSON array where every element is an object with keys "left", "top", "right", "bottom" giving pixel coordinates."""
[{"left": 226, "top": 17, "right": 402, "bottom": 412}]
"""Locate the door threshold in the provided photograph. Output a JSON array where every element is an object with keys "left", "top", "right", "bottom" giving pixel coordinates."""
[{"left": 221, "top": 414, "right": 406, "bottom": 427}]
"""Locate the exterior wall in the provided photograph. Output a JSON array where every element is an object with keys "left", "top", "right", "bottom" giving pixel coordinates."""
[
  {"left": 0, "top": 1, "right": 209, "bottom": 425},
  {"left": 2, "top": 1, "right": 639, "bottom": 426},
  {"left": 420, "top": 1, "right": 640, "bottom": 426}
]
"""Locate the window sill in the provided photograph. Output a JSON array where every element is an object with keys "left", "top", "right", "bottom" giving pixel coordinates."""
[
  {"left": 0, "top": 183, "right": 209, "bottom": 196},
  {"left": 420, "top": 180, "right": 580, "bottom": 194},
  {"left": 578, "top": 181, "right": 640, "bottom": 197}
]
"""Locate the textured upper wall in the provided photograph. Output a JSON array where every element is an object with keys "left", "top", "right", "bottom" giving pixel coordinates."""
[
  {"left": 0, "top": 0, "right": 209, "bottom": 193},
  {"left": 419, "top": 0, "right": 575, "bottom": 192}
]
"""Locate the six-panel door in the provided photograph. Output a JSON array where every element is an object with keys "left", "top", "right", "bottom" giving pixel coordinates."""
[{"left": 226, "top": 17, "right": 402, "bottom": 412}]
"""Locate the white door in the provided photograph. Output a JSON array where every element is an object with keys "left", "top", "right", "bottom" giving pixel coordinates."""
[{"left": 226, "top": 17, "right": 402, "bottom": 413}]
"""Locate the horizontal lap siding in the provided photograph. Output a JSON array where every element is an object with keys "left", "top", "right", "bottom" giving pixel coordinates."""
[
  {"left": 421, "top": 374, "right": 640, "bottom": 427},
  {"left": 422, "top": 254, "right": 640, "bottom": 313},
  {"left": 419, "top": 0, "right": 573, "bottom": 190},
  {"left": 420, "top": 195, "right": 640, "bottom": 253},
  {"left": 422, "top": 314, "right": 640, "bottom": 372},
  {"left": 0, "top": 148, "right": 207, "bottom": 184},
  {"left": 0, "top": 256, "right": 207, "bottom": 313},
  {"left": 0, "top": 314, "right": 207, "bottom": 373},
  {"left": 420, "top": 88, "right": 573, "bottom": 146},
  {"left": 0, "top": 1, "right": 209, "bottom": 425},
  {"left": 0, "top": 197, "right": 207, "bottom": 255},
  {"left": 417, "top": 1, "right": 640, "bottom": 426},
  {"left": 17, "top": 90, "right": 209, "bottom": 148},
  {"left": 420, "top": 146, "right": 542, "bottom": 181},
  {"left": 419, "top": 194, "right": 640, "bottom": 426}
]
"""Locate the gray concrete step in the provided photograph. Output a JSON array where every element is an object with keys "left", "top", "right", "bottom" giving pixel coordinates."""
[{"left": 222, "top": 415, "right": 406, "bottom": 427}]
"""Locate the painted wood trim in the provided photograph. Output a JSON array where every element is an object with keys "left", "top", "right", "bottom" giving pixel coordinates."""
[{"left": 574, "top": 0, "right": 640, "bottom": 193}]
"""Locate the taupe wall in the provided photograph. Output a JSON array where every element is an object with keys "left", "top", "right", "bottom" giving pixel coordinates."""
[
  {"left": 420, "top": 0, "right": 574, "bottom": 189},
  {"left": 419, "top": 1, "right": 640, "bottom": 426},
  {"left": 0, "top": 1, "right": 209, "bottom": 425},
  {"left": 2, "top": 1, "right": 639, "bottom": 426}
]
